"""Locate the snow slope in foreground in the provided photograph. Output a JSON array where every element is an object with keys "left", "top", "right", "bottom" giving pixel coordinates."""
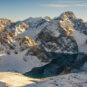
[
  {"left": 0, "top": 72, "right": 87, "bottom": 87},
  {"left": 0, "top": 72, "right": 40, "bottom": 87},
  {"left": 27, "top": 72, "right": 87, "bottom": 87},
  {"left": 0, "top": 52, "right": 46, "bottom": 73}
]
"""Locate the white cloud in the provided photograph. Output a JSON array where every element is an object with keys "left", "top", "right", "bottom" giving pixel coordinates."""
[
  {"left": 76, "top": 3, "right": 87, "bottom": 7},
  {"left": 82, "top": 17, "right": 87, "bottom": 22},
  {"left": 41, "top": 3, "right": 87, "bottom": 8},
  {"left": 41, "top": 4, "right": 69, "bottom": 8}
]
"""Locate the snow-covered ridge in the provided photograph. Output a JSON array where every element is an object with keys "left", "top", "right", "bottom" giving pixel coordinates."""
[{"left": 0, "top": 11, "right": 87, "bottom": 75}]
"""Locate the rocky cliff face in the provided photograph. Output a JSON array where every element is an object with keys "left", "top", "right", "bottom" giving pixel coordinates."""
[
  {"left": 0, "top": 30, "right": 37, "bottom": 55},
  {"left": 25, "top": 53, "right": 87, "bottom": 78}
]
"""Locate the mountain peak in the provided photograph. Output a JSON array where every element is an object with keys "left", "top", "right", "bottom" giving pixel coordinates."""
[{"left": 60, "top": 11, "right": 76, "bottom": 20}]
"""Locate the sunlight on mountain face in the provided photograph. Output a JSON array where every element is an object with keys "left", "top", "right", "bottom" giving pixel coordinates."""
[
  {"left": 0, "top": 72, "right": 87, "bottom": 87},
  {"left": 20, "top": 36, "right": 37, "bottom": 47},
  {"left": 0, "top": 72, "right": 40, "bottom": 87},
  {"left": 0, "top": 54, "right": 6, "bottom": 57}
]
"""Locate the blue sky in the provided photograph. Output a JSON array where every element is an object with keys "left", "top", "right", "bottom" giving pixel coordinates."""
[{"left": 0, "top": 0, "right": 87, "bottom": 21}]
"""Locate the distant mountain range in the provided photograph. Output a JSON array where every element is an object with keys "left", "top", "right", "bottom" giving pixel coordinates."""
[{"left": 0, "top": 11, "right": 87, "bottom": 81}]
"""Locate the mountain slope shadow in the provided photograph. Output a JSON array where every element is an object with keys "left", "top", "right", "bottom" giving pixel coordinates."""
[{"left": 24, "top": 53, "right": 87, "bottom": 78}]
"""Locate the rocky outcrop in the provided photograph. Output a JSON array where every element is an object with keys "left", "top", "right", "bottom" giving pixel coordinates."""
[
  {"left": 19, "top": 36, "right": 37, "bottom": 51},
  {"left": 60, "top": 11, "right": 76, "bottom": 20},
  {"left": 0, "top": 18, "right": 11, "bottom": 27},
  {"left": 0, "top": 30, "right": 37, "bottom": 55}
]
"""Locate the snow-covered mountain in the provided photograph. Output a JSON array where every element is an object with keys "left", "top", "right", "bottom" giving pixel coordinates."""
[{"left": 0, "top": 11, "right": 87, "bottom": 86}]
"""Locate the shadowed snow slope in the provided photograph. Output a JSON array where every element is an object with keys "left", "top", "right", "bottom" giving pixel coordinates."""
[{"left": 0, "top": 53, "right": 46, "bottom": 73}]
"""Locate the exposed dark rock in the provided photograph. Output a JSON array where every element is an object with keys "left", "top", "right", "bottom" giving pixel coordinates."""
[{"left": 24, "top": 53, "right": 87, "bottom": 78}]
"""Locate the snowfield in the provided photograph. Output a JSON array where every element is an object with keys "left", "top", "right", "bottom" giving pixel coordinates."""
[
  {"left": 0, "top": 72, "right": 87, "bottom": 87},
  {"left": 0, "top": 72, "right": 40, "bottom": 87},
  {"left": 0, "top": 52, "right": 46, "bottom": 73}
]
